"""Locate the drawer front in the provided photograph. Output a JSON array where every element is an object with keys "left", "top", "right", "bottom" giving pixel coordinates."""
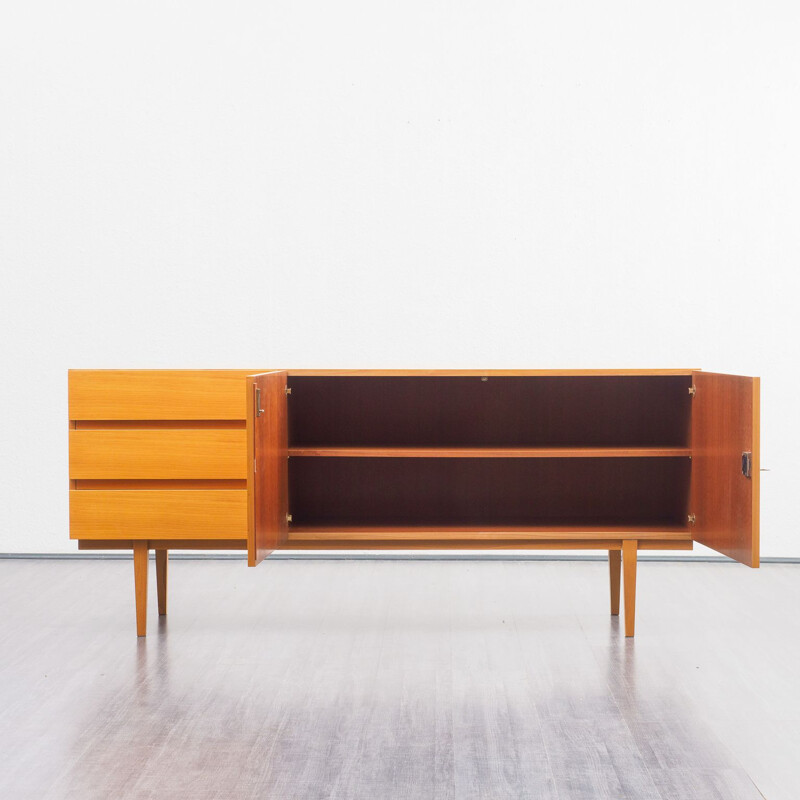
[
  {"left": 69, "top": 429, "right": 247, "bottom": 479},
  {"left": 69, "top": 370, "right": 267, "bottom": 420},
  {"left": 70, "top": 490, "right": 247, "bottom": 540}
]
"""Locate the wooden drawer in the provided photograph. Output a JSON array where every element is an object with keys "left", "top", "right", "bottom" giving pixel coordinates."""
[
  {"left": 69, "top": 489, "right": 247, "bottom": 539},
  {"left": 69, "top": 429, "right": 247, "bottom": 479},
  {"left": 69, "top": 370, "right": 266, "bottom": 420}
]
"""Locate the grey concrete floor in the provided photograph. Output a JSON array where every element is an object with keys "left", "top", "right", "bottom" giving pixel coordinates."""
[{"left": 0, "top": 557, "right": 796, "bottom": 799}]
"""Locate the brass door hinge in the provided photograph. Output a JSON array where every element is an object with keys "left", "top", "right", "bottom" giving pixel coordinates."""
[
  {"left": 687, "top": 513, "right": 696, "bottom": 525},
  {"left": 286, "top": 513, "right": 293, "bottom": 523},
  {"left": 688, "top": 386, "right": 696, "bottom": 397},
  {"left": 286, "top": 386, "right": 292, "bottom": 395}
]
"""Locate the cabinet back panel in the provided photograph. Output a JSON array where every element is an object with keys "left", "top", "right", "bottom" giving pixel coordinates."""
[
  {"left": 289, "top": 457, "right": 690, "bottom": 526},
  {"left": 288, "top": 376, "right": 692, "bottom": 447}
]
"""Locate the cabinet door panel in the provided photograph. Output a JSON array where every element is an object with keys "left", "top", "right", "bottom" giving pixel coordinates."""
[
  {"left": 247, "top": 371, "right": 289, "bottom": 566},
  {"left": 690, "top": 371, "right": 759, "bottom": 566}
]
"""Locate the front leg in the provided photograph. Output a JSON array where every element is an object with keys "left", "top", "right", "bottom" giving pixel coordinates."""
[
  {"left": 133, "top": 542, "right": 149, "bottom": 637},
  {"left": 622, "top": 540, "right": 638, "bottom": 637}
]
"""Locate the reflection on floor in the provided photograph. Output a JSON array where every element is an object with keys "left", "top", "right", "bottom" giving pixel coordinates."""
[{"left": 1, "top": 557, "right": 795, "bottom": 799}]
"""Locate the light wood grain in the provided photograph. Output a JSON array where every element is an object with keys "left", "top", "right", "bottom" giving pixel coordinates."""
[
  {"left": 69, "top": 429, "right": 246, "bottom": 479},
  {"left": 287, "top": 524, "right": 690, "bottom": 541},
  {"left": 283, "top": 538, "right": 692, "bottom": 551},
  {"left": 133, "top": 541, "right": 148, "bottom": 637},
  {"left": 74, "top": 538, "right": 691, "bottom": 551},
  {"left": 623, "top": 539, "right": 638, "bottom": 637},
  {"left": 690, "top": 371, "right": 760, "bottom": 567},
  {"left": 752, "top": 379, "right": 761, "bottom": 563},
  {"left": 78, "top": 539, "right": 247, "bottom": 550},
  {"left": 69, "top": 370, "right": 266, "bottom": 420},
  {"left": 69, "top": 490, "right": 247, "bottom": 539},
  {"left": 247, "top": 371, "right": 289, "bottom": 566}
]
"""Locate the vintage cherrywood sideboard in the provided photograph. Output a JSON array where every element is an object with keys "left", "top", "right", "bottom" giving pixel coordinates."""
[{"left": 68, "top": 369, "right": 760, "bottom": 638}]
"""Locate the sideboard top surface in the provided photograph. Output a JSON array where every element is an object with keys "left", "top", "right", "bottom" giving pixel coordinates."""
[
  {"left": 69, "top": 370, "right": 700, "bottom": 421},
  {"left": 69, "top": 368, "right": 698, "bottom": 376}
]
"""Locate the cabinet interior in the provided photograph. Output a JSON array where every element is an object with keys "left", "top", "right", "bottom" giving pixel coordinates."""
[
  {"left": 286, "top": 376, "right": 693, "bottom": 531},
  {"left": 288, "top": 376, "right": 692, "bottom": 447},
  {"left": 289, "top": 456, "right": 690, "bottom": 529}
]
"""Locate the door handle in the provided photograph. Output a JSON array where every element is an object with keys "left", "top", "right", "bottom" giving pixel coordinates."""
[
  {"left": 741, "top": 451, "right": 752, "bottom": 478},
  {"left": 255, "top": 387, "right": 265, "bottom": 417}
]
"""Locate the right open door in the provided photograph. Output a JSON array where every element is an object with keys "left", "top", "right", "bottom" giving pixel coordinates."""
[{"left": 690, "top": 371, "right": 760, "bottom": 567}]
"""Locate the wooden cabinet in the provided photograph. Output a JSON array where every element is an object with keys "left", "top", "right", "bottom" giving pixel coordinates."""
[{"left": 68, "top": 369, "right": 760, "bottom": 637}]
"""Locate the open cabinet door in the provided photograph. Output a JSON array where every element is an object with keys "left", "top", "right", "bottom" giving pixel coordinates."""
[
  {"left": 247, "top": 371, "right": 289, "bottom": 566},
  {"left": 690, "top": 371, "right": 760, "bottom": 567}
]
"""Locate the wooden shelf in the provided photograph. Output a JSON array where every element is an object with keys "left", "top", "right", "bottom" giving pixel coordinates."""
[
  {"left": 288, "top": 446, "right": 692, "bottom": 458},
  {"left": 285, "top": 523, "right": 693, "bottom": 551},
  {"left": 287, "top": 523, "right": 691, "bottom": 541}
]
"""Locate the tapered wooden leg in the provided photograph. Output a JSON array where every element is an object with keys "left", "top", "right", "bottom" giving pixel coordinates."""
[
  {"left": 133, "top": 542, "right": 148, "bottom": 637},
  {"left": 155, "top": 550, "right": 168, "bottom": 616},
  {"left": 622, "top": 539, "right": 637, "bottom": 638},
  {"left": 609, "top": 549, "right": 621, "bottom": 616}
]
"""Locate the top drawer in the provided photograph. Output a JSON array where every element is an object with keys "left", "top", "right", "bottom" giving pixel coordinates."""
[{"left": 69, "top": 370, "right": 267, "bottom": 420}]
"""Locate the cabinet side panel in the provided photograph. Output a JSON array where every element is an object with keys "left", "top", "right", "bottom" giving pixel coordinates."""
[{"left": 690, "top": 372, "right": 759, "bottom": 566}]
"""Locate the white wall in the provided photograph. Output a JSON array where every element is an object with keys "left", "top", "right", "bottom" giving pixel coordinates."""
[{"left": 1, "top": 1, "right": 797, "bottom": 555}]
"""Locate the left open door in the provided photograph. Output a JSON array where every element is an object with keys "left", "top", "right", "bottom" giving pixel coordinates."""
[{"left": 247, "top": 371, "right": 289, "bottom": 566}]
